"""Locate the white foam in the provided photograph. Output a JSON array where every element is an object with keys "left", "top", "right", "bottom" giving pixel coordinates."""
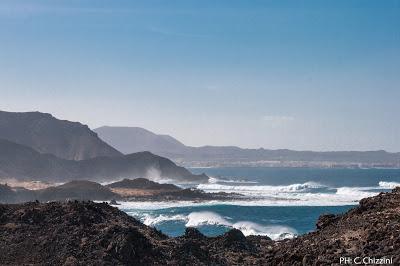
[
  {"left": 197, "top": 181, "right": 326, "bottom": 195},
  {"left": 124, "top": 210, "right": 297, "bottom": 240},
  {"left": 108, "top": 181, "right": 387, "bottom": 210},
  {"left": 185, "top": 211, "right": 296, "bottom": 240},
  {"left": 335, "top": 187, "right": 377, "bottom": 198},
  {"left": 186, "top": 211, "right": 231, "bottom": 227},
  {"left": 208, "top": 176, "right": 259, "bottom": 184},
  {"left": 232, "top": 221, "right": 297, "bottom": 239},
  {"left": 379, "top": 181, "right": 400, "bottom": 189},
  {"left": 142, "top": 213, "right": 187, "bottom": 226}
]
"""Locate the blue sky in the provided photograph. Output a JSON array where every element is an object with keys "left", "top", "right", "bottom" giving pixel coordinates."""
[{"left": 1, "top": 0, "right": 399, "bottom": 151}]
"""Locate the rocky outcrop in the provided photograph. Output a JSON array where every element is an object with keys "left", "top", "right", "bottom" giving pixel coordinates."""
[
  {"left": 36, "top": 180, "right": 120, "bottom": 202},
  {"left": 107, "top": 178, "right": 181, "bottom": 191},
  {"left": 0, "top": 201, "right": 166, "bottom": 265},
  {"left": 0, "top": 181, "right": 120, "bottom": 203},
  {"left": 1, "top": 188, "right": 400, "bottom": 265}
]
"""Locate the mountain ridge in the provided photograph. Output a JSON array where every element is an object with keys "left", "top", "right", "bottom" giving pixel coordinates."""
[
  {"left": 94, "top": 126, "right": 400, "bottom": 167},
  {"left": 0, "top": 111, "right": 122, "bottom": 160}
]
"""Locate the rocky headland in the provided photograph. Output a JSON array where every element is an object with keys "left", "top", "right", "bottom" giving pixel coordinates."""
[{"left": 0, "top": 178, "right": 241, "bottom": 203}]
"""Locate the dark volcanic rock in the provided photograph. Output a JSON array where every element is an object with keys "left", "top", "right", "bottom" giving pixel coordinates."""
[
  {"left": 1, "top": 188, "right": 400, "bottom": 265},
  {"left": 215, "top": 228, "right": 255, "bottom": 252},
  {"left": 316, "top": 213, "right": 338, "bottom": 230},
  {"left": 36, "top": 180, "right": 120, "bottom": 202},
  {"left": 184, "top": 227, "right": 205, "bottom": 240},
  {"left": 0, "top": 201, "right": 167, "bottom": 265},
  {"left": 109, "top": 199, "right": 120, "bottom": 205},
  {"left": 107, "top": 178, "right": 180, "bottom": 191}
]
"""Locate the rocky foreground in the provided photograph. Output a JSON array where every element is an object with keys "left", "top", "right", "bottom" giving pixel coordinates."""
[{"left": 1, "top": 189, "right": 400, "bottom": 265}]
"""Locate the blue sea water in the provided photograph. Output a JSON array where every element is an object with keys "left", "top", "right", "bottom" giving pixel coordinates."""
[
  {"left": 190, "top": 167, "right": 400, "bottom": 188},
  {"left": 120, "top": 167, "right": 400, "bottom": 239}
]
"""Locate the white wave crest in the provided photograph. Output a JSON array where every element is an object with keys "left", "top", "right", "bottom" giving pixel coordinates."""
[
  {"left": 142, "top": 213, "right": 187, "bottom": 226},
  {"left": 185, "top": 211, "right": 296, "bottom": 240},
  {"left": 335, "top": 187, "right": 378, "bottom": 198},
  {"left": 111, "top": 182, "right": 386, "bottom": 210},
  {"left": 208, "top": 176, "right": 259, "bottom": 184},
  {"left": 379, "top": 181, "right": 400, "bottom": 189},
  {"left": 186, "top": 211, "right": 231, "bottom": 227},
  {"left": 198, "top": 181, "right": 326, "bottom": 194},
  {"left": 232, "top": 221, "right": 297, "bottom": 240}
]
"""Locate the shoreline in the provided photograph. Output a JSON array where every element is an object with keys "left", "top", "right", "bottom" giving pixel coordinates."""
[{"left": 1, "top": 188, "right": 399, "bottom": 265}]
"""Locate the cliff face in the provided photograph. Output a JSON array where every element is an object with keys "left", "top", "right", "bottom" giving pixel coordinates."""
[
  {"left": 1, "top": 188, "right": 399, "bottom": 265},
  {"left": 0, "top": 111, "right": 122, "bottom": 160}
]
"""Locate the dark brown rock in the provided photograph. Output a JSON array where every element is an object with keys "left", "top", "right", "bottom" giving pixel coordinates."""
[
  {"left": 1, "top": 187, "right": 400, "bottom": 265},
  {"left": 316, "top": 214, "right": 338, "bottom": 230}
]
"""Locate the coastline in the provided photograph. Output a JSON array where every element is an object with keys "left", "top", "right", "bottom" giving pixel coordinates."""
[{"left": 1, "top": 188, "right": 399, "bottom": 265}]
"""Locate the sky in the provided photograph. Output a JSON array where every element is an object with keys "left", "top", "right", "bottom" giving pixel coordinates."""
[{"left": 0, "top": 0, "right": 399, "bottom": 151}]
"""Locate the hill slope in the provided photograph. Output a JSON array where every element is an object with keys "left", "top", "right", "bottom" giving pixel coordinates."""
[
  {"left": 0, "top": 139, "right": 208, "bottom": 183},
  {"left": 0, "top": 111, "right": 122, "bottom": 160}
]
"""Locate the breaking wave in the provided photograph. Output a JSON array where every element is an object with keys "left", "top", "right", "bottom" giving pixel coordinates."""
[
  {"left": 233, "top": 221, "right": 297, "bottom": 240},
  {"left": 198, "top": 181, "right": 328, "bottom": 194},
  {"left": 142, "top": 213, "right": 187, "bottom": 226},
  {"left": 186, "top": 211, "right": 296, "bottom": 239},
  {"left": 134, "top": 211, "right": 297, "bottom": 240},
  {"left": 378, "top": 181, "right": 400, "bottom": 189},
  {"left": 208, "top": 176, "right": 259, "bottom": 184},
  {"left": 114, "top": 179, "right": 397, "bottom": 211}
]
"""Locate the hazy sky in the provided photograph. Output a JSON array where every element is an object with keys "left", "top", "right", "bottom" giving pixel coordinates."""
[{"left": 1, "top": 1, "right": 399, "bottom": 151}]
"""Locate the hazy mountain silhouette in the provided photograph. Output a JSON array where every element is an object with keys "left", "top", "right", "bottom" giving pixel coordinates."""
[
  {"left": 94, "top": 126, "right": 186, "bottom": 154},
  {"left": 94, "top": 126, "right": 400, "bottom": 167},
  {"left": 0, "top": 139, "right": 208, "bottom": 183},
  {"left": 0, "top": 111, "right": 122, "bottom": 160}
]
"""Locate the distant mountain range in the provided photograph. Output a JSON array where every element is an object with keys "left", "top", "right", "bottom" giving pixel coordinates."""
[
  {"left": 94, "top": 126, "right": 400, "bottom": 168},
  {"left": 94, "top": 126, "right": 186, "bottom": 155},
  {"left": 0, "top": 111, "right": 207, "bottom": 183}
]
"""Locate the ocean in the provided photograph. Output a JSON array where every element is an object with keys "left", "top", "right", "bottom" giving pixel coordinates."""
[{"left": 118, "top": 167, "right": 400, "bottom": 240}]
